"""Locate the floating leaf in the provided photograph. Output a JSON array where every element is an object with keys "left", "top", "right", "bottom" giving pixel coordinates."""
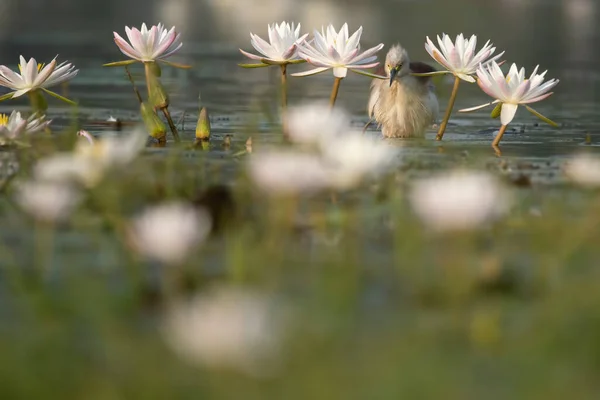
[
  {"left": 41, "top": 88, "right": 77, "bottom": 106},
  {"left": 525, "top": 105, "right": 559, "bottom": 127},
  {"left": 160, "top": 60, "right": 192, "bottom": 69},
  {"left": 238, "top": 63, "right": 270, "bottom": 69},
  {"left": 0, "top": 93, "right": 14, "bottom": 102},
  {"left": 351, "top": 69, "right": 387, "bottom": 80},
  {"left": 103, "top": 60, "right": 137, "bottom": 67}
]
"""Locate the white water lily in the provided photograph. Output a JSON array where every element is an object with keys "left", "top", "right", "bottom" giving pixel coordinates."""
[
  {"left": 113, "top": 23, "right": 183, "bottom": 63},
  {"left": 240, "top": 21, "right": 308, "bottom": 65},
  {"left": 33, "top": 127, "right": 147, "bottom": 187},
  {"left": 424, "top": 33, "right": 504, "bottom": 83},
  {"left": 15, "top": 180, "right": 81, "bottom": 223},
  {"left": 292, "top": 23, "right": 384, "bottom": 78},
  {"left": 0, "top": 111, "right": 51, "bottom": 145},
  {"left": 564, "top": 154, "right": 600, "bottom": 187},
  {"left": 460, "top": 61, "right": 559, "bottom": 126},
  {"left": 162, "top": 287, "right": 284, "bottom": 376},
  {"left": 129, "top": 202, "right": 212, "bottom": 266},
  {"left": 248, "top": 151, "right": 332, "bottom": 195},
  {"left": 409, "top": 171, "right": 512, "bottom": 232},
  {"left": 0, "top": 56, "right": 78, "bottom": 101}
]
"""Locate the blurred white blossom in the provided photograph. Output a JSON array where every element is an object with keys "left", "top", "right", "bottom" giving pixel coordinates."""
[
  {"left": 409, "top": 171, "right": 512, "bottom": 231},
  {"left": 0, "top": 111, "right": 51, "bottom": 146},
  {"left": 129, "top": 202, "right": 212, "bottom": 265},
  {"left": 284, "top": 102, "right": 349, "bottom": 145},
  {"left": 248, "top": 151, "right": 332, "bottom": 195},
  {"left": 564, "top": 154, "right": 600, "bottom": 187},
  {"left": 34, "top": 127, "right": 147, "bottom": 187},
  {"left": 162, "top": 287, "right": 284, "bottom": 376},
  {"left": 15, "top": 181, "right": 81, "bottom": 223}
]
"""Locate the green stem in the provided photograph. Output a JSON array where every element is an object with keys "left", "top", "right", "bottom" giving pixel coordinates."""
[
  {"left": 329, "top": 77, "right": 343, "bottom": 108},
  {"left": 492, "top": 124, "right": 508, "bottom": 147},
  {"left": 124, "top": 66, "right": 143, "bottom": 104},
  {"left": 436, "top": 76, "right": 461, "bottom": 141},
  {"left": 27, "top": 90, "right": 48, "bottom": 115},
  {"left": 161, "top": 106, "right": 181, "bottom": 142},
  {"left": 280, "top": 64, "right": 288, "bottom": 110}
]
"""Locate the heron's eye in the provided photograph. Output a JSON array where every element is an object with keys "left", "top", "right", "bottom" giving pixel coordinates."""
[{"left": 395, "top": 64, "right": 402, "bottom": 71}]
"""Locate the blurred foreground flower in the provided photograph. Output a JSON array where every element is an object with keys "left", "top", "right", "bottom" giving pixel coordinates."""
[
  {"left": 564, "top": 154, "right": 600, "bottom": 187},
  {"left": 460, "top": 61, "right": 559, "bottom": 147},
  {"left": 420, "top": 33, "right": 504, "bottom": 141},
  {"left": 249, "top": 103, "right": 395, "bottom": 194},
  {"left": 34, "top": 127, "right": 147, "bottom": 187},
  {"left": 129, "top": 202, "right": 212, "bottom": 266},
  {"left": 162, "top": 287, "right": 284, "bottom": 377},
  {"left": 108, "top": 23, "right": 187, "bottom": 68},
  {"left": 0, "top": 111, "right": 51, "bottom": 146},
  {"left": 15, "top": 181, "right": 81, "bottom": 223},
  {"left": 292, "top": 24, "right": 384, "bottom": 107},
  {"left": 0, "top": 56, "right": 78, "bottom": 111},
  {"left": 409, "top": 171, "right": 512, "bottom": 232}
]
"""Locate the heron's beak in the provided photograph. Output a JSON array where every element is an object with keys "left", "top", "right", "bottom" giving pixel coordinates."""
[{"left": 389, "top": 68, "right": 398, "bottom": 87}]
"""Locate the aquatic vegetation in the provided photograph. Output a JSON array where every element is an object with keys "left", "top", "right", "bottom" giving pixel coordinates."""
[
  {"left": 292, "top": 23, "right": 385, "bottom": 107},
  {"left": 0, "top": 56, "right": 78, "bottom": 112},
  {"left": 0, "top": 111, "right": 51, "bottom": 146},
  {"left": 418, "top": 33, "right": 504, "bottom": 141},
  {"left": 128, "top": 202, "right": 212, "bottom": 266},
  {"left": 460, "top": 61, "right": 559, "bottom": 146},
  {"left": 409, "top": 170, "right": 513, "bottom": 232}
]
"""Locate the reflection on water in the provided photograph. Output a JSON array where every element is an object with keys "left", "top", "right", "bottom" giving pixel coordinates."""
[{"left": 0, "top": 0, "right": 598, "bottom": 157}]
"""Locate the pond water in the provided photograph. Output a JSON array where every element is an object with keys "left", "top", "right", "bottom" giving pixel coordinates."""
[{"left": 0, "top": 0, "right": 599, "bottom": 167}]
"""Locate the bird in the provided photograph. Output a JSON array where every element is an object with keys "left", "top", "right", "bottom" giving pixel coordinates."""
[{"left": 368, "top": 44, "right": 439, "bottom": 138}]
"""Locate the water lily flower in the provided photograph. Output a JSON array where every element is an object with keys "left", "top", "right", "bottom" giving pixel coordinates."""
[
  {"left": 284, "top": 102, "right": 350, "bottom": 145},
  {"left": 419, "top": 33, "right": 504, "bottom": 141},
  {"left": 564, "top": 154, "right": 600, "bottom": 187},
  {"left": 129, "top": 202, "right": 212, "bottom": 265},
  {"left": 162, "top": 287, "right": 284, "bottom": 377},
  {"left": 293, "top": 24, "right": 384, "bottom": 79},
  {"left": 292, "top": 24, "right": 384, "bottom": 108},
  {"left": 0, "top": 56, "right": 78, "bottom": 107},
  {"left": 424, "top": 34, "right": 504, "bottom": 83},
  {"left": 0, "top": 111, "right": 51, "bottom": 146},
  {"left": 15, "top": 180, "right": 81, "bottom": 223},
  {"left": 239, "top": 21, "right": 308, "bottom": 66},
  {"left": 409, "top": 171, "right": 512, "bottom": 232},
  {"left": 459, "top": 61, "right": 559, "bottom": 146},
  {"left": 108, "top": 23, "right": 187, "bottom": 68}
]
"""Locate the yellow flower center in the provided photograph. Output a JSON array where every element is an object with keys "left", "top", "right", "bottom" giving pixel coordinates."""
[
  {"left": 0, "top": 114, "right": 8, "bottom": 126},
  {"left": 17, "top": 63, "right": 44, "bottom": 74}
]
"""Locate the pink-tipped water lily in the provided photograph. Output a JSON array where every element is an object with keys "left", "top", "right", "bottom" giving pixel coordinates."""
[
  {"left": 0, "top": 56, "right": 78, "bottom": 104},
  {"left": 239, "top": 21, "right": 308, "bottom": 67},
  {"left": 106, "top": 23, "right": 188, "bottom": 68},
  {"left": 292, "top": 23, "right": 384, "bottom": 79},
  {"left": 424, "top": 33, "right": 504, "bottom": 83},
  {"left": 460, "top": 61, "right": 559, "bottom": 146}
]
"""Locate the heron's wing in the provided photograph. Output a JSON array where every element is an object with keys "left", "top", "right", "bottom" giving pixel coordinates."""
[{"left": 410, "top": 62, "right": 438, "bottom": 87}]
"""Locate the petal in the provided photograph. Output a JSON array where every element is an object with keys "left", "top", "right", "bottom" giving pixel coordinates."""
[
  {"left": 456, "top": 73, "right": 475, "bottom": 83},
  {"left": 459, "top": 102, "right": 494, "bottom": 113},
  {"left": 291, "top": 67, "right": 330, "bottom": 77},
  {"left": 500, "top": 103, "right": 518, "bottom": 125},
  {"left": 519, "top": 92, "right": 554, "bottom": 104},
  {"left": 114, "top": 34, "right": 142, "bottom": 60},
  {"left": 33, "top": 58, "right": 57, "bottom": 87},
  {"left": 239, "top": 48, "right": 264, "bottom": 61}
]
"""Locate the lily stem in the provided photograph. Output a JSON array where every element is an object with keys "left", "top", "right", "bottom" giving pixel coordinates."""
[
  {"left": 161, "top": 107, "right": 181, "bottom": 143},
  {"left": 436, "top": 76, "right": 461, "bottom": 141},
  {"left": 280, "top": 64, "right": 288, "bottom": 110},
  {"left": 492, "top": 124, "right": 508, "bottom": 147},
  {"left": 329, "top": 77, "right": 343, "bottom": 108},
  {"left": 124, "top": 66, "right": 143, "bottom": 104}
]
